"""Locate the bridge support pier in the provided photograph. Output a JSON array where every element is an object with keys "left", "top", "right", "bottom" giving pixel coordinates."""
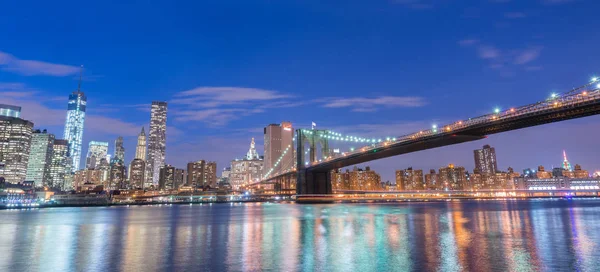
[{"left": 296, "top": 169, "right": 332, "bottom": 195}]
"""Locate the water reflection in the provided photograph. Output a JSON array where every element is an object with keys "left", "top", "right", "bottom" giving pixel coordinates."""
[{"left": 1, "top": 200, "right": 600, "bottom": 271}]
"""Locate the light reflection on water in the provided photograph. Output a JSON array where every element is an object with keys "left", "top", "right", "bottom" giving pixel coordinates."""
[{"left": 1, "top": 200, "right": 600, "bottom": 271}]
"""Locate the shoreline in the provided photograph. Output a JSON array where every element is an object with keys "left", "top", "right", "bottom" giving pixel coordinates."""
[{"left": 2, "top": 195, "right": 600, "bottom": 210}]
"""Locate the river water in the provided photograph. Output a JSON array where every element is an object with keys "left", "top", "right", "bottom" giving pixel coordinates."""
[{"left": 1, "top": 199, "right": 600, "bottom": 272}]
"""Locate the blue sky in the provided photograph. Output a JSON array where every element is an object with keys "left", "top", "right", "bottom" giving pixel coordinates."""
[{"left": 1, "top": 0, "right": 600, "bottom": 181}]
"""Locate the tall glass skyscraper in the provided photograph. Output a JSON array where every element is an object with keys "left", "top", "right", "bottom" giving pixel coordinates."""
[
  {"left": 63, "top": 71, "right": 86, "bottom": 171},
  {"left": 147, "top": 101, "right": 167, "bottom": 187}
]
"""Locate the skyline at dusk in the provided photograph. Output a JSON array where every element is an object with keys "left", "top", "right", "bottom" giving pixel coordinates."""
[{"left": 2, "top": 0, "right": 600, "bottom": 182}]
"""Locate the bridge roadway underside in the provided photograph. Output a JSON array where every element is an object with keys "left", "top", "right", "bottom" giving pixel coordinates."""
[{"left": 297, "top": 101, "right": 600, "bottom": 195}]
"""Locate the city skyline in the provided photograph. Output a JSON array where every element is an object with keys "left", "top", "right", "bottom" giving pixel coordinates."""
[{"left": 1, "top": 1, "right": 600, "bottom": 183}]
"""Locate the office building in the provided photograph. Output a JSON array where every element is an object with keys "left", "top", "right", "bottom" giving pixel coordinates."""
[
  {"left": 187, "top": 160, "right": 217, "bottom": 188},
  {"left": 135, "top": 127, "right": 146, "bottom": 160},
  {"left": 0, "top": 111, "right": 34, "bottom": 184},
  {"left": 25, "top": 130, "right": 55, "bottom": 187},
  {"left": 263, "top": 122, "right": 294, "bottom": 176},
  {"left": 147, "top": 101, "right": 167, "bottom": 187},
  {"left": 86, "top": 141, "right": 108, "bottom": 169},
  {"left": 473, "top": 144, "right": 498, "bottom": 174},
  {"left": 395, "top": 167, "right": 424, "bottom": 191},
  {"left": 174, "top": 169, "right": 185, "bottom": 189},
  {"left": 114, "top": 136, "right": 125, "bottom": 163},
  {"left": 73, "top": 169, "right": 104, "bottom": 191},
  {"left": 63, "top": 73, "right": 87, "bottom": 170},
  {"left": 424, "top": 169, "right": 440, "bottom": 190},
  {"left": 129, "top": 158, "right": 146, "bottom": 189},
  {"left": 49, "top": 139, "right": 70, "bottom": 190},
  {"left": 230, "top": 138, "right": 264, "bottom": 190}
]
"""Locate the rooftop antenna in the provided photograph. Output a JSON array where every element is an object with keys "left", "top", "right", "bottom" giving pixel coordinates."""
[{"left": 77, "top": 65, "right": 84, "bottom": 93}]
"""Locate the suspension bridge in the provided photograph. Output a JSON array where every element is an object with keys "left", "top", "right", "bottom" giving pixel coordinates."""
[{"left": 252, "top": 78, "right": 600, "bottom": 195}]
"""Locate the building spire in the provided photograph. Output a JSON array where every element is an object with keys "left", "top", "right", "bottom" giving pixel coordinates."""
[
  {"left": 77, "top": 65, "right": 84, "bottom": 93},
  {"left": 562, "top": 150, "right": 572, "bottom": 171},
  {"left": 246, "top": 138, "right": 259, "bottom": 160}
]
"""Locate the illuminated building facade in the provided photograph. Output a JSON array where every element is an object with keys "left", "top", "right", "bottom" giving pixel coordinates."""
[
  {"left": 147, "top": 101, "right": 167, "bottom": 187},
  {"left": 129, "top": 159, "right": 145, "bottom": 189},
  {"left": 263, "top": 122, "right": 294, "bottom": 177},
  {"left": 73, "top": 169, "right": 103, "bottom": 191},
  {"left": 395, "top": 167, "right": 424, "bottom": 190},
  {"left": 159, "top": 165, "right": 184, "bottom": 190},
  {"left": 0, "top": 114, "right": 34, "bottom": 184},
  {"left": 229, "top": 139, "right": 263, "bottom": 190},
  {"left": 332, "top": 166, "right": 381, "bottom": 191},
  {"left": 63, "top": 89, "right": 86, "bottom": 171},
  {"left": 49, "top": 139, "right": 70, "bottom": 190},
  {"left": 438, "top": 164, "right": 468, "bottom": 190},
  {"left": 108, "top": 162, "right": 126, "bottom": 190},
  {"left": 86, "top": 141, "right": 108, "bottom": 169},
  {"left": 473, "top": 144, "right": 498, "bottom": 174},
  {"left": 0, "top": 104, "right": 21, "bottom": 118},
  {"left": 135, "top": 127, "right": 146, "bottom": 160},
  {"left": 424, "top": 169, "right": 440, "bottom": 190},
  {"left": 26, "top": 130, "right": 55, "bottom": 187},
  {"left": 187, "top": 160, "right": 217, "bottom": 188},
  {"left": 114, "top": 136, "right": 125, "bottom": 163}
]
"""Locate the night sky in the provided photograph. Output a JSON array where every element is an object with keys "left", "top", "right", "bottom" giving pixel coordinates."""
[{"left": 1, "top": 0, "right": 599, "bottom": 182}]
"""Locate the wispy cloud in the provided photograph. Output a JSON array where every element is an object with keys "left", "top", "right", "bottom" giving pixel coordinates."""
[
  {"left": 171, "top": 86, "right": 299, "bottom": 126},
  {"left": 322, "top": 96, "right": 426, "bottom": 112},
  {"left": 514, "top": 47, "right": 542, "bottom": 65},
  {"left": 504, "top": 12, "right": 527, "bottom": 19},
  {"left": 173, "top": 87, "right": 292, "bottom": 107},
  {"left": 459, "top": 39, "right": 543, "bottom": 73},
  {"left": 0, "top": 50, "right": 80, "bottom": 76}
]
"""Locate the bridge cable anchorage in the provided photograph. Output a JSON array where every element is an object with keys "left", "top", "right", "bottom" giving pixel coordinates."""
[{"left": 300, "top": 76, "right": 600, "bottom": 167}]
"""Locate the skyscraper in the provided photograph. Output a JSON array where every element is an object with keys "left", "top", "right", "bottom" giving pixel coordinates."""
[
  {"left": 0, "top": 108, "right": 34, "bottom": 184},
  {"left": 114, "top": 136, "right": 125, "bottom": 163},
  {"left": 473, "top": 144, "right": 498, "bottom": 174},
  {"left": 147, "top": 101, "right": 167, "bottom": 187},
  {"left": 263, "top": 122, "right": 294, "bottom": 177},
  {"left": 135, "top": 127, "right": 146, "bottom": 160},
  {"left": 49, "top": 139, "right": 70, "bottom": 190},
  {"left": 26, "top": 129, "right": 55, "bottom": 187},
  {"left": 230, "top": 139, "right": 264, "bottom": 190},
  {"left": 64, "top": 68, "right": 87, "bottom": 170},
  {"left": 86, "top": 141, "right": 108, "bottom": 169}
]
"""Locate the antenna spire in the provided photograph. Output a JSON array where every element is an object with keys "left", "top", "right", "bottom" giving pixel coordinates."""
[{"left": 77, "top": 65, "right": 84, "bottom": 93}]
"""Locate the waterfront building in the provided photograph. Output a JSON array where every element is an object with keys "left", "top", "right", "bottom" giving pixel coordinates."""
[
  {"left": 128, "top": 159, "right": 146, "bottom": 189},
  {"left": 135, "top": 127, "right": 146, "bottom": 160},
  {"left": 63, "top": 73, "right": 87, "bottom": 170},
  {"left": 25, "top": 129, "right": 55, "bottom": 187},
  {"left": 147, "top": 101, "right": 167, "bottom": 187},
  {"left": 49, "top": 139, "right": 70, "bottom": 190},
  {"left": 229, "top": 138, "right": 263, "bottom": 190},
  {"left": 515, "top": 177, "right": 600, "bottom": 190},
  {"left": 536, "top": 166, "right": 552, "bottom": 179},
  {"left": 263, "top": 122, "right": 294, "bottom": 177},
  {"left": 109, "top": 161, "right": 126, "bottom": 190},
  {"left": 73, "top": 169, "right": 104, "bottom": 191},
  {"left": 0, "top": 111, "right": 34, "bottom": 184},
  {"left": 438, "top": 164, "right": 468, "bottom": 190},
  {"left": 473, "top": 144, "right": 498, "bottom": 174},
  {"left": 424, "top": 169, "right": 440, "bottom": 190},
  {"left": 395, "top": 167, "right": 424, "bottom": 190},
  {"left": 332, "top": 166, "right": 381, "bottom": 191},
  {"left": 159, "top": 164, "right": 183, "bottom": 190},
  {"left": 563, "top": 164, "right": 589, "bottom": 178},
  {"left": 186, "top": 160, "right": 217, "bottom": 188},
  {"left": 114, "top": 136, "right": 125, "bottom": 163},
  {"left": 85, "top": 141, "right": 108, "bottom": 169}
]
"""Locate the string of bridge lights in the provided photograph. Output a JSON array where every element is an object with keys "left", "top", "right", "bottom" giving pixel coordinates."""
[
  {"left": 300, "top": 129, "right": 393, "bottom": 144},
  {"left": 262, "top": 145, "right": 292, "bottom": 179}
]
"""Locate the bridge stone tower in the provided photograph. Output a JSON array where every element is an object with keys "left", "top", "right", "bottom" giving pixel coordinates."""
[{"left": 296, "top": 129, "right": 333, "bottom": 194}]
